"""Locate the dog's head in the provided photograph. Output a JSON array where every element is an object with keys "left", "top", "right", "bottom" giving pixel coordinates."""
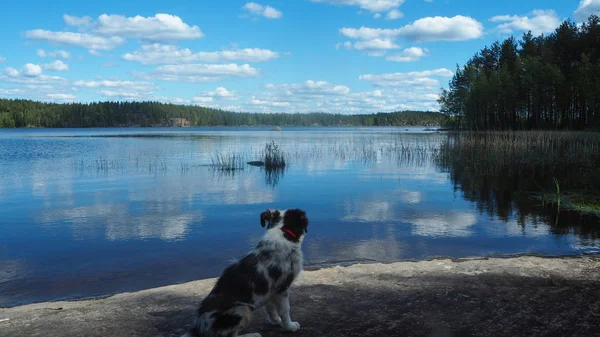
[
  {"left": 260, "top": 209, "right": 283, "bottom": 229},
  {"left": 260, "top": 208, "right": 309, "bottom": 239}
]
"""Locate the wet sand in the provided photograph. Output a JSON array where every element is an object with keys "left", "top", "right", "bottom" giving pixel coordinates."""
[{"left": 1, "top": 255, "right": 600, "bottom": 337}]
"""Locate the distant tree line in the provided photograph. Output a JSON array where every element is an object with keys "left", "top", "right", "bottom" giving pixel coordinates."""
[
  {"left": 0, "top": 99, "right": 445, "bottom": 128},
  {"left": 438, "top": 14, "right": 600, "bottom": 130}
]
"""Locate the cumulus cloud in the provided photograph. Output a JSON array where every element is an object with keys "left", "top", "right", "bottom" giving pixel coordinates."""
[
  {"left": 133, "top": 63, "right": 260, "bottom": 83},
  {"left": 42, "top": 60, "right": 69, "bottom": 71},
  {"left": 250, "top": 97, "right": 291, "bottom": 107},
  {"left": 123, "top": 44, "right": 279, "bottom": 64},
  {"left": 91, "top": 13, "right": 203, "bottom": 41},
  {"left": 4, "top": 67, "right": 20, "bottom": 77},
  {"left": 266, "top": 80, "right": 350, "bottom": 97},
  {"left": 574, "top": 0, "right": 600, "bottom": 22},
  {"left": 23, "top": 63, "right": 43, "bottom": 77},
  {"left": 37, "top": 49, "right": 71, "bottom": 59},
  {"left": 242, "top": 2, "right": 283, "bottom": 19},
  {"left": 353, "top": 39, "right": 400, "bottom": 51},
  {"left": 46, "top": 93, "right": 76, "bottom": 101},
  {"left": 1, "top": 65, "right": 67, "bottom": 85},
  {"left": 24, "top": 30, "right": 124, "bottom": 50},
  {"left": 359, "top": 68, "right": 453, "bottom": 87},
  {"left": 74, "top": 79, "right": 157, "bottom": 90},
  {"left": 340, "top": 15, "right": 483, "bottom": 43},
  {"left": 63, "top": 14, "right": 93, "bottom": 28},
  {"left": 386, "top": 9, "right": 403, "bottom": 20},
  {"left": 74, "top": 80, "right": 158, "bottom": 101},
  {"left": 193, "top": 87, "right": 236, "bottom": 103},
  {"left": 193, "top": 96, "right": 213, "bottom": 103},
  {"left": 26, "top": 13, "right": 201, "bottom": 53},
  {"left": 397, "top": 15, "right": 484, "bottom": 42},
  {"left": 311, "top": 0, "right": 405, "bottom": 13},
  {"left": 340, "top": 27, "right": 398, "bottom": 40},
  {"left": 490, "top": 10, "right": 561, "bottom": 35},
  {"left": 386, "top": 47, "right": 428, "bottom": 62}
]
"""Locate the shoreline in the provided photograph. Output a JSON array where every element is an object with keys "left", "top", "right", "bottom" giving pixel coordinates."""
[{"left": 2, "top": 254, "right": 600, "bottom": 337}]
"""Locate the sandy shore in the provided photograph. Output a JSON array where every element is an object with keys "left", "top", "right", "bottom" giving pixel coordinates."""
[{"left": 1, "top": 255, "right": 600, "bottom": 337}]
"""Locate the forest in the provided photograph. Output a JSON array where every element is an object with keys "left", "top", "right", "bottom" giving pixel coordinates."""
[
  {"left": 438, "top": 14, "right": 600, "bottom": 131},
  {"left": 0, "top": 99, "right": 444, "bottom": 128}
]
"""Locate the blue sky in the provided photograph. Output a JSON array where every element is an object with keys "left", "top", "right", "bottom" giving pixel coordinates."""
[{"left": 0, "top": 0, "right": 597, "bottom": 113}]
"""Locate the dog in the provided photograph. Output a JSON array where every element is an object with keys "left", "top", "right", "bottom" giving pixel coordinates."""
[{"left": 182, "top": 208, "right": 309, "bottom": 337}]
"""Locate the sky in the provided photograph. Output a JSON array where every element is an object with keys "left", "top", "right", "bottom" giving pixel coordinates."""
[{"left": 0, "top": 0, "right": 598, "bottom": 114}]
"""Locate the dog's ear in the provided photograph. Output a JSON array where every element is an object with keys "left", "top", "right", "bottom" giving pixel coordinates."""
[{"left": 260, "top": 209, "right": 272, "bottom": 228}]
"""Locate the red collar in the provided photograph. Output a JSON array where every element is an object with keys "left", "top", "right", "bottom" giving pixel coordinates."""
[{"left": 281, "top": 227, "right": 297, "bottom": 239}]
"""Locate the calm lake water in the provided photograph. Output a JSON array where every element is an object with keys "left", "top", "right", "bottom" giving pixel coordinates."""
[{"left": 1, "top": 127, "right": 599, "bottom": 307}]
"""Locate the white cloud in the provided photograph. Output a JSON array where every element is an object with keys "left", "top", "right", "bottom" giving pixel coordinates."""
[
  {"left": 266, "top": 80, "right": 350, "bottom": 97},
  {"left": 193, "top": 87, "right": 237, "bottom": 103},
  {"left": 37, "top": 49, "right": 71, "bottom": 59},
  {"left": 133, "top": 63, "right": 260, "bottom": 83},
  {"left": 394, "top": 15, "right": 483, "bottom": 42},
  {"left": 23, "top": 63, "right": 43, "bottom": 77},
  {"left": 386, "top": 9, "right": 403, "bottom": 20},
  {"left": 207, "top": 87, "right": 235, "bottom": 98},
  {"left": 63, "top": 14, "right": 92, "bottom": 27},
  {"left": 63, "top": 14, "right": 93, "bottom": 28},
  {"left": 4, "top": 67, "right": 20, "bottom": 77},
  {"left": 353, "top": 39, "right": 400, "bottom": 50},
  {"left": 359, "top": 68, "right": 453, "bottom": 87},
  {"left": 340, "top": 15, "right": 483, "bottom": 43},
  {"left": 1, "top": 65, "right": 67, "bottom": 86},
  {"left": 153, "top": 96, "right": 191, "bottom": 105},
  {"left": 92, "top": 13, "right": 204, "bottom": 41},
  {"left": 24, "top": 30, "right": 124, "bottom": 50},
  {"left": 386, "top": 47, "right": 428, "bottom": 62},
  {"left": 250, "top": 97, "right": 291, "bottom": 107},
  {"left": 490, "top": 10, "right": 561, "bottom": 35},
  {"left": 123, "top": 44, "right": 279, "bottom": 64},
  {"left": 74, "top": 79, "right": 157, "bottom": 90},
  {"left": 242, "top": 2, "right": 283, "bottom": 19},
  {"left": 574, "top": 0, "right": 600, "bottom": 22},
  {"left": 46, "top": 93, "right": 76, "bottom": 101},
  {"left": 43, "top": 60, "right": 69, "bottom": 71},
  {"left": 340, "top": 27, "right": 398, "bottom": 40},
  {"left": 193, "top": 96, "right": 213, "bottom": 103},
  {"left": 311, "top": 0, "right": 405, "bottom": 13},
  {"left": 73, "top": 79, "right": 157, "bottom": 101},
  {"left": 89, "top": 49, "right": 102, "bottom": 56},
  {"left": 0, "top": 56, "right": 5, "bottom": 63}
]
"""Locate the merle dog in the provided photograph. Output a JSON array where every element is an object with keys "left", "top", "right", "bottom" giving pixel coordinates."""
[{"left": 182, "top": 208, "right": 309, "bottom": 337}]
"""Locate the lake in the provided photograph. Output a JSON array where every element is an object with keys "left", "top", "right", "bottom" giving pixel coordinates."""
[{"left": 1, "top": 127, "right": 599, "bottom": 307}]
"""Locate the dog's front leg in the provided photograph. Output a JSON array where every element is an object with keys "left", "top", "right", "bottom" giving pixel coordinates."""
[
  {"left": 277, "top": 291, "right": 300, "bottom": 332},
  {"left": 263, "top": 299, "right": 282, "bottom": 326}
]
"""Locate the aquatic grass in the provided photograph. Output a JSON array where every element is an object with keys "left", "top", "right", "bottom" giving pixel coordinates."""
[
  {"left": 210, "top": 152, "right": 246, "bottom": 171},
  {"left": 264, "top": 141, "right": 286, "bottom": 169},
  {"left": 436, "top": 130, "right": 600, "bottom": 218}
]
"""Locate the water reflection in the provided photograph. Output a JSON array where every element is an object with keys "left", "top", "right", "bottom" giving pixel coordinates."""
[
  {"left": 1, "top": 128, "right": 600, "bottom": 307},
  {"left": 409, "top": 211, "right": 477, "bottom": 238},
  {"left": 435, "top": 132, "right": 600, "bottom": 245}
]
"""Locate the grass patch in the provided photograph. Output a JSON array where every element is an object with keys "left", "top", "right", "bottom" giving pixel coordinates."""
[
  {"left": 436, "top": 131, "right": 600, "bottom": 221},
  {"left": 264, "top": 141, "right": 286, "bottom": 169},
  {"left": 210, "top": 153, "right": 245, "bottom": 171}
]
